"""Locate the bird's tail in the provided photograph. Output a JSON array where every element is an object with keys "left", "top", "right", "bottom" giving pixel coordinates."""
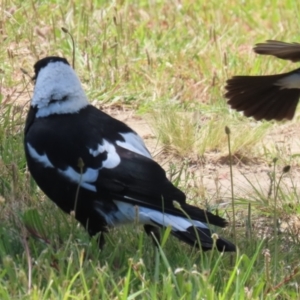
[
  {"left": 170, "top": 224, "right": 235, "bottom": 252},
  {"left": 225, "top": 71, "right": 300, "bottom": 121},
  {"left": 99, "top": 200, "right": 236, "bottom": 252},
  {"left": 147, "top": 208, "right": 236, "bottom": 252}
]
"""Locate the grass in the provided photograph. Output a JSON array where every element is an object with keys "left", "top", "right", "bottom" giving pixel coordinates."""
[
  {"left": 150, "top": 105, "right": 271, "bottom": 157},
  {"left": 2, "top": 0, "right": 300, "bottom": 298}
]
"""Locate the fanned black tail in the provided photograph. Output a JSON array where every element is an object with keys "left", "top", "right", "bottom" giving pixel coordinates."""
[
  {"left": 171, "top": 225, "right": 236, "bottom": 252},
  {"left": 225, "top": 71, "right": 300, "bottom": 121}
]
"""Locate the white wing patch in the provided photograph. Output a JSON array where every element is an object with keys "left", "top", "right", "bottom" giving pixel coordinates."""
[
  {"left": 27, "top": 143, "right": 54, "bottom": 168},
  {"left": 116, "top": 132, "right": 151, "bottom": 158},
  {"left": 275, "top": 73, "right": 300, "bottom": 89},
  {"left": 95, "top": 200, "right": 208, "bottom": 230},
  {"left": 28, "top": 140, "right": 121, "bottom": 193},
  {"left": 58, "top": 166, "right": 98, "bottom": 192},
  {"left": 145, "top": 209, "right": 208, "bottom": 230},
  {"left": 89, "top": 139, "right": 120, "bottom": 169}
]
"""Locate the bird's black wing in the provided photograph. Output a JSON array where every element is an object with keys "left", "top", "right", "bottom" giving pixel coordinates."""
[
  {"left": 254, "top": 40, "right": 300, "bottom": 62},
  {"left": 85, "top": 107, "right": 227, "bottom": 226}
]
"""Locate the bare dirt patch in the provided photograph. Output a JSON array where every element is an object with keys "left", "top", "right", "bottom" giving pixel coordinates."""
[
  {"left": 106, "top": 108, "right": 300, "bottom": 238},
  {"left": 103, "top": 106, "right": 300, "bottom": 202}
]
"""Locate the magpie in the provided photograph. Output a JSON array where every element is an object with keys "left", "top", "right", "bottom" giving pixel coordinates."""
[
  {"left": 24, "top": 56, "right": 236, "bottom": 252},
  {"left": 225, "top": 40, "right": 300, "bottom": 121}
]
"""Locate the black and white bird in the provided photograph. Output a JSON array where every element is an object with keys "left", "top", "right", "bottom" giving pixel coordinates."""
[
  {"left": 225, "top": 40, "right": 300, "bottom": 121},
  {"left": 24, "top": 56, "right": 235, "bottom": 252}
]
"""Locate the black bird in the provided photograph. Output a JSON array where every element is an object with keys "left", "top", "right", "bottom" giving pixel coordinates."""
[
  {"left": 24, "top": 56, "right": 235, "bottom": 252},
  {"left": 225, "top": 40, "right": 300, "bottom": 121}
]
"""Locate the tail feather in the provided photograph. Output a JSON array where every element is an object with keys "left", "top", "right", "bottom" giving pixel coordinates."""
[
  {"left": 147, "top": 208, "right": 235, "bottom": 252},
  {"left": 225, "top": 72, "right": 300, "bottom": 121},
  {"left": 182, "top": 203, "right": 228, "bottom": 228},
  {"left": 171, "top": 226, "right": 236, "bottom": 252}
]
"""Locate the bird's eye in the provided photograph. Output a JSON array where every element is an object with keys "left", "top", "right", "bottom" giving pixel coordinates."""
[{"left": 49, "top": 95, "right": 68, "bottom": 105}]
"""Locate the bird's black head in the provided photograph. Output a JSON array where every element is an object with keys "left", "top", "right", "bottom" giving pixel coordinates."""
[{"left": 33, "top": 57, "right": 70, "bottom": 80}]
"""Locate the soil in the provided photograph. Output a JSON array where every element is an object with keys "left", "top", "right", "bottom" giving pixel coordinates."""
[
  {"left": 105, "top": 106, "right": 300, "bottom": 201},
  {"left": 105, "top": 107, "right": 300, "bottom": 237}
]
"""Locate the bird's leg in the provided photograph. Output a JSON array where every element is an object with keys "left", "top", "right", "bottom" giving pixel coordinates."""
[
  {"left": 87, "top": 228, "right": 106, "bottom": 250},
  {"left": 96, "top": 232, "right": 106, "bottom": 250}
]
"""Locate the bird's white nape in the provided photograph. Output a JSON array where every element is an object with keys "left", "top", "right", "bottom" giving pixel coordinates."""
[{"left": 31, "top": 61, "right": 89, "bottom": 117}]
